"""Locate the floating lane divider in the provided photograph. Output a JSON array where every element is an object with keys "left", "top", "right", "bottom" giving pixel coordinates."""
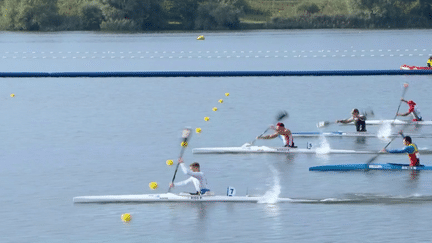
[
  {"left": 166, "top": 93, "right": 229, "bottom": 168},
  {"left": 1, "top": 70, "right": 432, "bottom": 78},
  {"left": 196, "top": 92, "right": 230, "bottom": 134}
]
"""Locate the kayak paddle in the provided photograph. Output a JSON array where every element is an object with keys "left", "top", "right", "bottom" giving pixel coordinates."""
[
  {"left": 393, "top": 83, "right": 409, "bottom": 120},
  {"left": 248, "top": 110, "right": 288, "bottom": 146},
  {"left": 169, "top": 127, "right": 192, "bottom": 192},
  {"left": 317, "top": 109, "right": 374, "bottom": 128}
]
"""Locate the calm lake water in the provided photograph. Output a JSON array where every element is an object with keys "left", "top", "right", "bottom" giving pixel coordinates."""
[{"left": 1, "top": 30, "right": 432, "bottom": 242}]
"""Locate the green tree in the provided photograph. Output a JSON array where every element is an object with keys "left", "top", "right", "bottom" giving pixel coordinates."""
[
  {"left": 297, "top": 2, "right": 321, "bottom": 15},
  {"left": 407, "top": 0, "right": 432, "bottom": 18},
  {"left": 349, "top": 0, "right": 403, "bottom": 18},
  {"left": 57, "top": 0, "right": 89, "bottom": 16},
  {"left": 0, "top": 0, "right": 60, "bottom": 30},
  {"left": 162, "top": 0, "right": 204, "bottom": 30},
  {"left": 80, "top": 3, "right": 103, "bottom": 30},
  {"left": 194, "top": 0, "right": 243, "bottom": 30},
  {"left": 100, "top": 0, "right": 165, "bottom": 30}
]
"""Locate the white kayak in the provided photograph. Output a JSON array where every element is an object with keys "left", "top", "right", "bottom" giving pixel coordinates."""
[
  {"left": 193, "top": 144, "right": 374, "bottom": 154},
  {"left": 192, "top": 144, "right": 432, "bottom": 154},
  {"left": 73, "top": 192, "right": 294, "bottom": 203},
  {"left": 318, "top": 119, "right": 432, "bottom": 127},
  {"left": 292, "top": 131, "right": 432, "bottom": 138}
]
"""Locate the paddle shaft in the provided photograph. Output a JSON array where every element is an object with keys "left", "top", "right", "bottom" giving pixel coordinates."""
[
  {"left": 393, "top": 84, "right": 409, "bottom": 120},
  {"left": 366, "top": 131, "right": 406, "bottom": 165},
  {"left": 169, "top": 128, "right": 191, "bottom": 192},
  {"left": 170, "top": 146, "right": 187, "bottom": 185},
  {"left": 250, "top": 111, "right": 288, "bottom": 145}
]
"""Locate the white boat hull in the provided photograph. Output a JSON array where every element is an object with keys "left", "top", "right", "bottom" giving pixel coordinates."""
[
  {"left": 350, "top": 119, "right": 432, "bottom": 126},
  {"left": 192, "top": 145, "right": 432, "bottom": 154},
  {"left": 192, "top": 145, "right": 377, "bottom": 154},
  {"left": 73, "top": 192, "right": 293, "bottom": 203},
  {"left": 292, "top": 131, "right": 432, "bottom": 138}
]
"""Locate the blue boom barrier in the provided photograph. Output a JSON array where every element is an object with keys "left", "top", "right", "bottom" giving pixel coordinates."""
[{"left": 0, "top": 70, "right": 431, "bottom": 78}]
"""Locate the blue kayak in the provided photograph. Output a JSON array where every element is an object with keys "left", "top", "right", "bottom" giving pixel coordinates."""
[{"left": 309, "top": 163, "right": 432, "bottom": 171}]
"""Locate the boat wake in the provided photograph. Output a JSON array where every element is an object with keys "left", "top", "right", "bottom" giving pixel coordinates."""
[
  {"left": 258, "top": 164, "right": 281, "bottom": 204},
  {"left": 288, "top": 193, "right": 432, "bottom": 204},
  {"left": 377, "top": 121, "right": 393, "bottom": 141},
  {"left": 315, "top": 136, "right": 331, "bottom": 155}
]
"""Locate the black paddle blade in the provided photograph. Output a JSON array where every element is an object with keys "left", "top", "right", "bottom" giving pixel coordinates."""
[
  {"left": 363, "top": 109, "right": 374, "bottom": 118},
  {"left": 276, "top": 111, "right": 288, "bottom": 121}
]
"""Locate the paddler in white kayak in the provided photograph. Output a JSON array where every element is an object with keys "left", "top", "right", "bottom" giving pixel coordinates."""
[
  {"left": 256, "top": 122, "right": 296, "bottom": 147},
  {"left": 397, "top": 99, "right": 422, "bottom": 121},
  {"left": 169, "top": 158, "right": 210, "bottom": 195},
  {"left": 336, "top": 108, "right": 367, "bottom": 132},
  {"left": 383, "top": 135, "right": 420, "bottom": 166}
]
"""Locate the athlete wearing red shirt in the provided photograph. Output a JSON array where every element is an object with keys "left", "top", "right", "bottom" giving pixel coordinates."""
[
  {"left": 397, "top": 99, "right": 422, "bottom": 121},
  {"left": 257, "top": 122, "right": 296, "bottom": 147}
]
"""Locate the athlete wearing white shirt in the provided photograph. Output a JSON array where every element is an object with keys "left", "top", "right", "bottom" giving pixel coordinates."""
[{"left": 169, "top": 158, "right": 210, "bottom": 195}]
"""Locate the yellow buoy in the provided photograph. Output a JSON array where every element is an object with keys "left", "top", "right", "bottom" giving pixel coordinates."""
[
  {"left": 212, "top": 107, "right": 218, "bottom": 111},
  {"left": 181, "top": 141, "right": 188, "bottom": 147},
  {"left": 204, "top": 117, "right": 210, "bottom": 121},
  {"left": 196, "top": 127, "right": 202, "bottom": 133},
  {"left": 121, "top": 213, "right": 131, "bottom": 222},
  {"left": 218, "top": 99, "right": 223, "bottom": 103},
  {"left": 225, "top": 93, "right": 230, "bottom": 96},
  {"left": 149, "top": 181, "right": 158, "bottom": 190},
  {"left": 197, "top": 35, "right": 205, "bottom": 40},
  {"left": 10, "top": 93, "right": 15, "bottom": 97},
  {"left": 166, "top": 159, "right": 174, "bottom": 166}
]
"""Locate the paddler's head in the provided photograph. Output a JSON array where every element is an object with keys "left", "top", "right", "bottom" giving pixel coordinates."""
[
  {"left": 190, "top": 162, "right": 200, "bottom": 172},
  {"left": 403, "top": 136, "right": 412, "bottom": 146},
  {"left": 276, "top": 122, "right": 285, "bottom": 131},
  {"left": 351, "top": 108, "right": 359, "bottom": 115}
]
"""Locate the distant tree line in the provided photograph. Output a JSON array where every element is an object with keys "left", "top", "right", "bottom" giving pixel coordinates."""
[
  {"left": 269, "top": 0, "right": 432, "bottom": 29},
  {"left": 0, "top": 0, "right": 431, "bottom": 31}
]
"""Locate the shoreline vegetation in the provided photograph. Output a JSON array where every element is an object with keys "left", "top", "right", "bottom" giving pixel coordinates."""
[{"left": 0, "top": 0, "right": 431, "bottom": 32}]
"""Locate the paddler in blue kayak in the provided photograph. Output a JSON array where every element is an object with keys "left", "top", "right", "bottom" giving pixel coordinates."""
[
  {"left": 427, "top": 56, "right": 432, "bottom": 67},
  {"left": 384, "top": 136, "right": 420, "bottom": 166},
  {"left": 169, "top": 158, "right": 210, "bottom": 195},
  {"left": 397, "top": 99, "right": 422, "bottom": 121},
  {"left": 257, "top": 122, "right": 296, "bottom": 147},
  {"left": 336, "top": 108, "right": 366, "bottom": 132}
]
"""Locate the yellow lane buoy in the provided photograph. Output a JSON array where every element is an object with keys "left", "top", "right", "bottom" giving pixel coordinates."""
[
  {"left": 121, "top": 213, "right": 131, "bottom": 222},
  {"left": 181, "top": 141, "right": 188, "bottom": 147},
  {"left": 225, "top": 93, "right": 229, "bottom": 96},
  {"left": 166, "top": 159, "right": 174, "bottom": 166},
  {"left": 196, "top": 127, "right": 202, "bottom": 133},
  {"left": 218, "top": 99, "right": 223, "bottom": 103},
  {"left": 204, "top": 117, "right": 210, "bottom": 121},
  {"left": 212, "top": 107, "right": 218, "bottom": 111},
  {"left": 197, "top": 35, "right": 205, "bottom": 40},
  {"left": 10, "top": 93, "right": 15, "bottom": 97},
  {"left": 149, "top": 181, "right": 158, "bottom": 190}
]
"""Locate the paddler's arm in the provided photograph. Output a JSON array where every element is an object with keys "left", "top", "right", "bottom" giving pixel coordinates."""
[
  {"left": 385, "top": 146, "right": 415, "bottom": 154},
  {"left": 336, "top": 118, "right": 354, "bottom": 124},
  {"left": 397, "top": 112, "right": 410, "bottom": 117},
  {"left": 178, "top": 158, "right": 202, "bottom": 177},
  {"left": 170, "top": 177, "right": 196, "bottom": 188},
  {"left": 258, "top": 133, "right": 279, "bottom": 139}
]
